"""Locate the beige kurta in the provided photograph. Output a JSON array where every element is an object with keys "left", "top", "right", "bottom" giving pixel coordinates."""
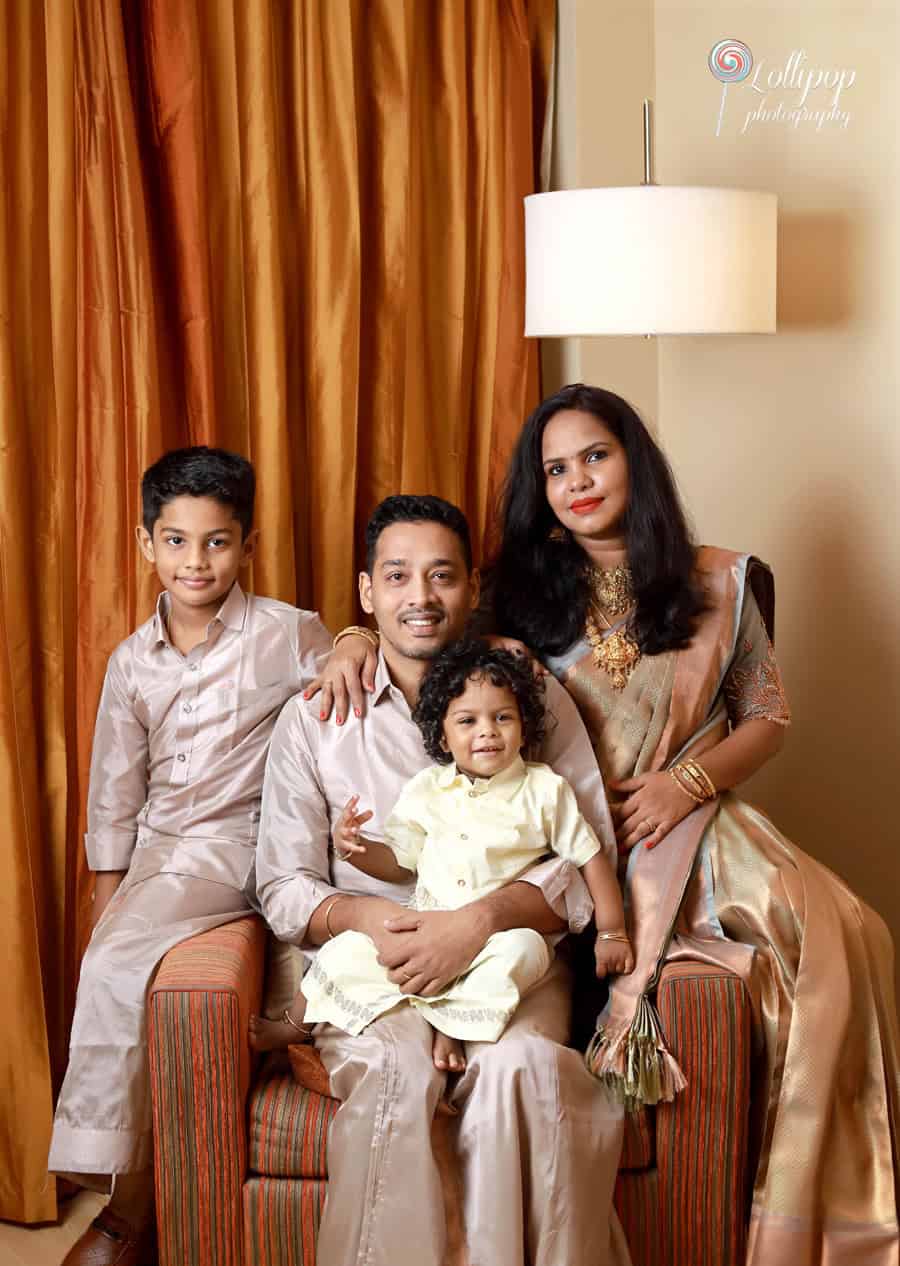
[
  {"left": 302, "top": 757, "right": 603, "bottom": 1040},
  {"left": 48, "top": 583, "right": 331, "bottom": 1176},
  {"left": 256, "top": 654, "right": 630, "bottom": 1266}
]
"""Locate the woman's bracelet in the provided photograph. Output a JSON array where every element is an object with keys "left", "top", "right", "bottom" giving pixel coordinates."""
[
  {"left": 332, "top": 625, "right": 380, "bottom": 651},
  {"left": 669, "top": 759, "right": 717, "bottom": 804},
  {"left": 321, "top": 893, "right": 349, "bottom": 940},
  {"left": 595, "top": 929, "right": 630, "bottom": 942},
  {"left": 684, "top": 758, "right": 716, "bottom": 799}
]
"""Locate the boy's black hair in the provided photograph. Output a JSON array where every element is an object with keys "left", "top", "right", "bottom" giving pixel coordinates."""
[
  {"left": 141, "top": 447, "right": 256, "bottom": 538},
  {"left": 364, "top": 495, "right": 472, "bottom": 573},
  {"left": 412, "top": 638, "right": 545, "bottom": 764}
]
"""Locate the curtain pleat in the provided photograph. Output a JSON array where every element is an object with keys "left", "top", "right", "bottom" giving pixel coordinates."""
[{"left": 0, "top": 0, "right": 554, "bottom": 1222}]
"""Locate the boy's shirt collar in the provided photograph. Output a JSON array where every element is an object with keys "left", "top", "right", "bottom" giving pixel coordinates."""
[
  {"left": 152, "top": 582, "right": 247, "bottom": 648},
  {"left": 435, "top": 754, "right": 527, "bottom": 800}
]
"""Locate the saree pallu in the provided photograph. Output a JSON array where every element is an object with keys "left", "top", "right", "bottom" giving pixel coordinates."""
[{"left": 551, "top": 547, "right": 900, "bottom": 1266}]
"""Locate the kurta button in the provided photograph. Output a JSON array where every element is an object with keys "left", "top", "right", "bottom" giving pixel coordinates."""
[
  {"left": 457, "top": 878, "right": 466, "bottom": 887},
  {"left": 468, "top": 790, "right": 477, "bottom": 798},
  {"left": 177, "top": 753, "right": 186, "bottom": 762},
  {"left": 460, "top": 833, "right": 468, "bottom": 840},
  {"left": 183, "top": 703, "right": 192, "bottom": 713}
]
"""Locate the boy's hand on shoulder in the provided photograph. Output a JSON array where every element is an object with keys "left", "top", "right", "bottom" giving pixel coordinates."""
[{"left": 594, "top": 931, "right": 635, "bottom": 979}]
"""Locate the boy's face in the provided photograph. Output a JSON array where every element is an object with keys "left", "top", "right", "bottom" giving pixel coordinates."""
[
  {"left": 358, "top": 520, "right": 479, "bottom": 665},
  {"left": 440, "top": 676, "right": 523, "bottom": 780},
  {"left": 136, "top": 495, "right": 255, "bottom": 623}
]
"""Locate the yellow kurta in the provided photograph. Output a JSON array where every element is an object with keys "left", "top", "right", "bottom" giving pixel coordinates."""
[{"left": 301, "top": 757, "right": 603, "bottom": 1040}]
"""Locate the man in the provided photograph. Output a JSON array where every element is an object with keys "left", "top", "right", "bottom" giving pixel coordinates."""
[{"left": 256, "top": 494, "right": 630, "bottom": 1266}]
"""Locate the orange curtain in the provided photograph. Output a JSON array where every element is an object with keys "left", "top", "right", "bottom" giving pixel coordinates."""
[{"left": 0, "top": 0, "right": 554, "bottom": 1225}]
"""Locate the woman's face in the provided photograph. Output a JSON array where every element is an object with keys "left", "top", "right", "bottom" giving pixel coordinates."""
[{"left": 541, "top": 409, "right": 629, "bottom": 544}]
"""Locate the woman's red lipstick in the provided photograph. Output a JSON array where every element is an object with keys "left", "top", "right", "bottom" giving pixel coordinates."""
[{"left": 569, "top": 497, "right": 603, "bottom": 514}]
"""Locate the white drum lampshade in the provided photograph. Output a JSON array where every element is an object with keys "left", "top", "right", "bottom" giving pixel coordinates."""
[{"left": 524, "top": 186, "right": 777, "bottom": 336}]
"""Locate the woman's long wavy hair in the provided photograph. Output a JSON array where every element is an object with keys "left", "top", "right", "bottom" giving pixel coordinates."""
[{"left": 490, "top": 384, "right": 705, "bottom": 658}]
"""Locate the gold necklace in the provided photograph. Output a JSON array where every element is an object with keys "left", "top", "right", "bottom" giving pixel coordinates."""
[
  {"left": 585, "top": 565, "right": 641, "bottom": 690},
  {"left": 590, "top": 563, "right": 634, "bottom": 616}
]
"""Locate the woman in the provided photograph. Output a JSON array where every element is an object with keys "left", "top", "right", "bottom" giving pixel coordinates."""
[{"left": 317, "top": 385, "right": 899, "bottom": 1265}]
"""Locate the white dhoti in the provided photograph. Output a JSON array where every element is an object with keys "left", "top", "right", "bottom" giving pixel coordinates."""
[
  {"left": 302, "top": 926, "right": 553, "bottom": 1041},
  {"left": 313, "top": 956, "right": 630, "bottom": 1266},
  {"left": 47, "top": 869, "right": 251, "bottom": 1176}
]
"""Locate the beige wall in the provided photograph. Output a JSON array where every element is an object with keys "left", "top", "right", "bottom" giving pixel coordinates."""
[{"left": 551, "top": 0, "right": 900, "bottom": 942}]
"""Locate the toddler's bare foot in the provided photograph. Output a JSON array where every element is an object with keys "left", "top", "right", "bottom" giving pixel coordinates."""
[
  {"left": 249, "top": 1011, "right": 313, "bottom": 1052},
  {"left": 432, "top": 1031, "right": 466, "bottom": 1073}
]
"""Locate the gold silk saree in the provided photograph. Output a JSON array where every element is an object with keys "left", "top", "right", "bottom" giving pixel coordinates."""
[{"left": 547, "top": 547, "right": 900, "bottom": 1266}]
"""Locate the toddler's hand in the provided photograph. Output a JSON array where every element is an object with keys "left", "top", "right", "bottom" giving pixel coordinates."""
[
  {"left": 335, "top": 794, "right": 374, "bottom": 856},
  {"left": 594, "top": 932, "right": 635, "bottom": 979}
]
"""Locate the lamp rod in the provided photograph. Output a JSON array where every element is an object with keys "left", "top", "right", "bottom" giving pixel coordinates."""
[{"left": 642, "top": 99, "right": 654, "bottom": 186}]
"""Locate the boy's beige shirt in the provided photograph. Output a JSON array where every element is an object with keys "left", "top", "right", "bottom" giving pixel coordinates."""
[
  {"left": 85, "top": 582, "right": 331, "bottom": 888},
  {"left": 386, "top": 756, "right": 602, "bottom": 908},
  {"left": 257, "top": 652, "right": 617, "bottom": 946}
]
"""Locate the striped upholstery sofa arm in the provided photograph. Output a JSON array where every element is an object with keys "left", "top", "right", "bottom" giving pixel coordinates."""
[
  {"left": 656, "top": 961, "right": 752, "bottom": 1266},
  {"left": 148, "top": 915, "right": 267, "bottom": 1266}
]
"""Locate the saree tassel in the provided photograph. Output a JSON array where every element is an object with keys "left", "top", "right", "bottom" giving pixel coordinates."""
[{"left": 584, "top": 993, "right": 687, "bottom": 1112}]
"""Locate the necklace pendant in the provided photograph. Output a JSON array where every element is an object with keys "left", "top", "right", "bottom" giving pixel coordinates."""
[{"left": 596, "top": 628, "right": 641, "bottom": 690}]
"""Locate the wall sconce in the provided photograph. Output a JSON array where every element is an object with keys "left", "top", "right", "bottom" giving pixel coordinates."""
[{"left": 524, "top": 102, "right": 777, "bottom": 337}]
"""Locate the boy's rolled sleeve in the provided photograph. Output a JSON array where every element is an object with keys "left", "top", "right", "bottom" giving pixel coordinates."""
[
  {"left": 256, "top": 698, "right": 338, "bottom": 947},
  {"left": 84, "top": 650, "right": 150, "bottom": 872}
]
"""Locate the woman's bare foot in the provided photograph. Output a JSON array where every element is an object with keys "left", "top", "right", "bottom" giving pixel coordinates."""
[
  {"left": 432, "top": 1031, "right": 466, "bottom": 1072},
  {"left": 249, "top": 1011, "right": 313, "bottom": 1052}
]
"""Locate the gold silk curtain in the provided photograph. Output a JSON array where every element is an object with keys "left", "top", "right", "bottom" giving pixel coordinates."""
[{"left": 0, "top": 0, "right": 554, "bottom": 1224}]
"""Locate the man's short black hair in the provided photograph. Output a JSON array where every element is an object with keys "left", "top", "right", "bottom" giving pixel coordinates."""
[
  {"left": 141, "top": 447, "right": 255, "bottom": 538},
  {"left": 412, "top": 637, "right": 546, "bottom": 764},
  {"left": 364, "top": 495, "right": 472, "bottom": 573}
]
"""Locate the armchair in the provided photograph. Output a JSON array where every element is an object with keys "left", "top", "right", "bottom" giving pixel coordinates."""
[{"left": 148, "top": 916, "right": 751, "bottom": 1266}]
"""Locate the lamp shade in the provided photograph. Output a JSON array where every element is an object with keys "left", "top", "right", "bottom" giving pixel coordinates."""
[{"left": 524, "top": 186, "right": 777, "bottom": 336}]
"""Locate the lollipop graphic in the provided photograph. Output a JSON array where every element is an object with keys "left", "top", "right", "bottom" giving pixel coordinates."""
[{"left": 709, "top": 39, "right": 753, "bottom": 136}]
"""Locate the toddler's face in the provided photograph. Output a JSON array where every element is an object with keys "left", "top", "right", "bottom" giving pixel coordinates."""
[{"left": 440, "top": 675, "right": 523, "bottom": 780}]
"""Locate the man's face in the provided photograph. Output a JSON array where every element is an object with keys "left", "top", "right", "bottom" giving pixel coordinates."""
[{"left": 359, "top": 520, "right": 479, "bottom": 664}]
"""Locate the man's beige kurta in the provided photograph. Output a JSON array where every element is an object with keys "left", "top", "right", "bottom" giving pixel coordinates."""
[
  {"left": 256, "top": 654, "right": 631, "bottom": 1266},
  {"left": 48, "top": 583, "right": 331, "bottom": 1176}
]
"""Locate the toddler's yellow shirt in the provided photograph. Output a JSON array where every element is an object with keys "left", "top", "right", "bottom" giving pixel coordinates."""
[{"left": 383, "top": 755, "right": 601, "bottom": 910}]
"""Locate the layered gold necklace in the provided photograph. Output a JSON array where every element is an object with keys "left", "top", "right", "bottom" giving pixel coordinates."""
[{"left": 584, "top": 564, "right": 641, "bottom": 691}]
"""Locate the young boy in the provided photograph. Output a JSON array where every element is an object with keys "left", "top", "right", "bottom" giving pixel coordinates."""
[
  {"left": 48, "top": 447, "right": 331, "bottom": 1266},
  {"left": 253, "top": 638, "right": 633, "bottom": 1075}
]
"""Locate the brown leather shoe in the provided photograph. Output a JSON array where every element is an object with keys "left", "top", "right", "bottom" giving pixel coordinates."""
[{"left": 62, "top": 1209, "right": 156, "bottom": 1265}]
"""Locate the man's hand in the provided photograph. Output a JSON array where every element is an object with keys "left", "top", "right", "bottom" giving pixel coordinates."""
[{"left": 372, "top": 907, "right": 492, "bottom": 997}]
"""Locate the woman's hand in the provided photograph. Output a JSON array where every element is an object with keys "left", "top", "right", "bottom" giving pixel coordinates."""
[
  {"left": 335, "top": 794, "right": 374, "bottom": 856},
  {"left": 610, "top": 771, "right": 696, "bottom": 853},
  {"left": 303, "top": 635, "right": 378, "bottom": 724}
]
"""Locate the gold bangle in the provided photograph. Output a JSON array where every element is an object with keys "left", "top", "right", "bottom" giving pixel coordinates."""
[
  {"left": 322, "top": 894, "right": 349, "bottom": 940},
  {"left": 669, "top": 766, "right": 705, "bottom": 804},
  {"left": 595, "top": 929, "right": 630, "bottom": 942},
  {"left": 676, "top": 765, "right": 708, "bottom": 799},
  {"left": 684, "top": 758, "right": 716, "bottom": 799},
  {"left": 333, "top": 625, "right": 379, "bottom": 651}
]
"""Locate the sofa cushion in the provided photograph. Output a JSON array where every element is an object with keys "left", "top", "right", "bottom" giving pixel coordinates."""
[{"left": 248, "top": 1058, "right": 338, "bottom": 1179}]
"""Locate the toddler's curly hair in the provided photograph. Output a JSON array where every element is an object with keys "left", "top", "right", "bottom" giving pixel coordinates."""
[{"left": 412, "top": 638, "right": 546, "bottom": 764}]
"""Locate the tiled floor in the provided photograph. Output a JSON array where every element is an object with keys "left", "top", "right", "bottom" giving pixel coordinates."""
[{"left": 0, "top": 1191, "right": 105, "bottom": 1266}]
